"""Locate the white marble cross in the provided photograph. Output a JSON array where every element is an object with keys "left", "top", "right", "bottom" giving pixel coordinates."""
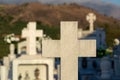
[
  {"left": 42, "top": 21, "right": 96, "bottom": 80},
  {"left": 22, "top": 22, "right": 43, "bottom": 55},
  {"left": 86, "top": 13, "right": 96, "bottom": 32}
]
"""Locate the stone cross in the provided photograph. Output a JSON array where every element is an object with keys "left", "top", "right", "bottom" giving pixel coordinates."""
[
  {"left": 42, "top": 21, "right": 96, "bottom": 80},
  {"left": 22, "top": 22, "right": 43, "bottom": 55},
  {"left": 86, "top": 13, "right": 96, "bottom": 32}
]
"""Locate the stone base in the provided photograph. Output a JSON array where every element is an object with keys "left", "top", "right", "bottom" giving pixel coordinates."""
[
  {"left": 8, "top": 54, "right": 16, "bottom": 61},
  {"left": 12, "top": 54, "right": 54, "bottom": 80}
]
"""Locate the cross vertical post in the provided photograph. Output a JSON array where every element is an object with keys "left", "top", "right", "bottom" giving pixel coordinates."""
[
  {"left": 42, "top": 21, "right": 96, "bottom": 80},
  {"left": 22, "top": 22, "right": 43, "bottom": 55}
]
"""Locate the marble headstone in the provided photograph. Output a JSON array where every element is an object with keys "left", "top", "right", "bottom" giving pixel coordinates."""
[{"left": 42, "top": 21, "right": 96, "bottom": 80}]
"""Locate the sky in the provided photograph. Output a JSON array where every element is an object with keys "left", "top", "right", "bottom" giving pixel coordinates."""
[
  {"left": 102, "top": 0, "right": 120, "bottom": 6},
  {"left": 0, "top": 0, "right": 120, "bottom": 6}
]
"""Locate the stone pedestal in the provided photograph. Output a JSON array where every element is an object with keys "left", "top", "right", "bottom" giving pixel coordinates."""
[
  {"left": 12, "top": 55, "right": 54, "bottom": 80},
  {"left": 8, "top": 44, "right": 16, "bottom": 61},
  {"left": 100, "top": 57, "right": 111, "bottom": 80},
  {"left": 8, "top": 54, "right": 16, "bottom": 61},
  {"left": 0, "top": 66, "right": 7, "bottom": 80},
  {"left": 3, "top": 57, "right": 10, "bottom": 70}
]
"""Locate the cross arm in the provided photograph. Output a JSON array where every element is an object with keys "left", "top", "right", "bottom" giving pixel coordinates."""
[
  {"left": 22, "top": 28, "right": 28, "bottom": 38},
  {"left": 78, "top": 39, "right": 96, "bottom": 57},
  {"left": 36, "top": 30, "right": 43, "bottom": 37},
  {"left": 42, "top": 40, "right": 60, "bottom": 57}
]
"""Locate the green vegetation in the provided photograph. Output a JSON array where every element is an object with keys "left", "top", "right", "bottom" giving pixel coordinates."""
[
  {"left": 0, "top": 3, "right": 120, "bottom": 59},
  {"left": 96, "top": 22, "right": 120, "bottom": 47},
  {"left": 0, "top": 16, "right": 27, "bottom": 58},
  {"left": 97, "top": 48, "right": 112, "bottom": 58},
  {"left": 0, "top": 15, "right": 60, "bottom": 58},
  {"left": 37, "top": 22, "right": 60, "bottom": 39},
  {"left": 0, "top": 15, "right": 120, "bottom": 58}
]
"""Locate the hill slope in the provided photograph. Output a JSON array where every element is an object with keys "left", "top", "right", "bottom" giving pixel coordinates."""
[
  {"left": 80, "top": 1, "right": 120, "bottom": 20},
  {"left": 0, "top": 2, "right": 120, "bottom": 58}
]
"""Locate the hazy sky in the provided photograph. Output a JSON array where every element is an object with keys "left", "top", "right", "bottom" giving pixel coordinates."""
[
  {"left": 102, "top": 0, "right": 120, "bottom": 6},
  {"left": 0, "top": 0, "right": 120, "bottom": 6}
]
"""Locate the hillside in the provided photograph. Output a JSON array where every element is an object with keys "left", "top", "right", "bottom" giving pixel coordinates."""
[
  {"left": 80, "top": 1, "right": 120, "bottom": 20},
  {"left": 0, "top": 2, "right": 120, "bottom": 58}
]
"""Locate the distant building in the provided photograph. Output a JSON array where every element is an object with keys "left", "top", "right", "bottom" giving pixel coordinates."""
[
  {"left": 78, "top": 28, "right": 106, "bottom": 49},
  {"left": 78, "top": 13, "right": 106, "bottom": 49}
]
